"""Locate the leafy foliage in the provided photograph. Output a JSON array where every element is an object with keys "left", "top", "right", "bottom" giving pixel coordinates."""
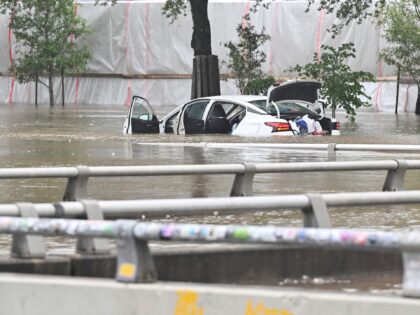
[
  {"left": 161, "top": 0, "right": 270, "bottom": 22},
  {"left": 306, "top": 0, "right": 386, "bottom": 37},
  {"left": 244, "top": 76, "right": 276, "bottom": 95},
  {"left": 223, "top": 13, "right": 271, "bottom": 94},
  {"left": 93, "top": 0, "right": 116, "bottom": 6},
  {"left": 162, "top": 0, "right": 188, "bottom": 23},
  {"left": 2, "top": 0, "right": 90, "bottom": 106},
  {"left": 289, "top": 43, "right": 375, "bottom": 120},
  {"left": 380, "top": 0, "right": 419, "bottom": 88}
]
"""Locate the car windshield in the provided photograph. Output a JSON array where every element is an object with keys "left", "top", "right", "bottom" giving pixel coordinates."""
[
  {"left": 249, "top": 99, "right": 266, "bottom": 110},
  {"left": 268, "top": 101, "right": 320, "bottom": 116}
]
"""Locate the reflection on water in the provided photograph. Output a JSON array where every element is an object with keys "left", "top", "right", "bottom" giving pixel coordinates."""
[{"left": 0, "top": 105, "right": 419, "bottom": 251}]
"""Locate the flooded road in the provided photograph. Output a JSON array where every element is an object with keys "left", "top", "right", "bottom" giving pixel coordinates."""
[
  {"left": 0, "top": 104, "right": 419, "bottom": 229},
  {"left": 0, "top": 104, "right": 419, "bottom": 292}
]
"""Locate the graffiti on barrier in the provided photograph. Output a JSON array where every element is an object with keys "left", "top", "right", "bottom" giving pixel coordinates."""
[
  {"left": 174, "top": 290, "right": 204, "bottom": 315},
  {"left": 245, "top": 300, "right": 293, "bottom": 315}
]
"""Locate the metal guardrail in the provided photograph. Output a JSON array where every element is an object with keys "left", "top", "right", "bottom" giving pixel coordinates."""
[
  {"left": 1, "top": 216, "right": 420, "bottom": 298},
  {"left": 3, "top": 190, "right": 420, "bottom": 219},
  {"left": 138, "top": 142, "right": 420, "bottom": 154},
  {"left": 3, "top": 190, "right": 420, "bottom": 257},
  {"left": 0, "top": 159, "right": 419, "bottom": 200}
]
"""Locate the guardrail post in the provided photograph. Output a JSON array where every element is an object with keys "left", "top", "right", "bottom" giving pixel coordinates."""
[
  {"left": 115, "top": 221, "right": 157, "bottom": 283},
  {"left": 230, "top": 163, "right": 256, "bottom": 197},
  {"left": 302, "top": 194, "right": 331, "bottom": 228},
  {"left": 63, "top": 166, "right": 90, "bottom": 201},
  {"left": 382, "top": 160, "right": 407, "bottom": 191},
  {"left": 11, "top": 203, "right": 45, "bottom": 258},
  {"left": 327, "top": 143, "right": 337, "bottom": 159},
  {"left": 76, "top": 200, "right": 110, "bottom": 255},
  {"left": 401, "top": 238, "right": 420, "bottom": 298}
]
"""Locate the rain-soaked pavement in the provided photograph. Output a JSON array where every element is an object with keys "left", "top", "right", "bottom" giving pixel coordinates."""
[{"left": 0, "top": 103, "right": 419, "bottom": 293}]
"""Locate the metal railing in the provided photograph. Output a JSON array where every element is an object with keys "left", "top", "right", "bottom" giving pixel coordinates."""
[
  {"left": 3, "top": 190, "right": 420, "bottom": 257},
  {"left": 0, "top": 159, "right": 419, "bottom": 200},
  {"left": 3, "top": 190, "right": 420, "bottom": 220},
  {"left": 1, "top": 216, "right": 420, "bottom": 298},
  {"left": 138, "top": 142, "right": 420, "bottom": 154}
]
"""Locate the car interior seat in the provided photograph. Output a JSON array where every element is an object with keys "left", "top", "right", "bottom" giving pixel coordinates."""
[{"left": 206, "top": 104, "right": 231, "bottom": 133}]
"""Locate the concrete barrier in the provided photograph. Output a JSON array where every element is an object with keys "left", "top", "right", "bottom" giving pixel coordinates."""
[
  {"left": 1, "top": 273, "right": 419, "bottom": 315},
  {"left": 0, "top": 245, "right": 403, "bottom": 284},
  {"left": 0, "top": 255, "right": 70, "bottom": 276}
]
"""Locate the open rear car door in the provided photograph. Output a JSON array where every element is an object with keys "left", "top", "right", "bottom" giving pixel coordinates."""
[
  {"left": 123, "top": 96, "right": 160, "bottom": 134},
  {"left": 177, "top": 100, "right": 209, "bottom": 135}
]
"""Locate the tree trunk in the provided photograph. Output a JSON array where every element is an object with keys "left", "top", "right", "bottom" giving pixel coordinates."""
[
  {"left": 191, "top": 55, "right": 220, "bottom": 98},
  {"left": 190, "top": 0, "right": 211, "bottom": 56},
  {"left": 48, "top": 68, "right": 54, "bottom": 106},
  {"left": 189, "top": 0, "right": 220, "bottom": 98}
]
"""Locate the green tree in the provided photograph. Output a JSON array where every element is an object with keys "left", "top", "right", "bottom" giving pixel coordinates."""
[
  {"left": 306, "top": 0, "right": 386, "bottom": 37},
  {"left": 305, "top": 0, "right": 419, "bottom": 114},
  {"left": 380, "top": 0, "right": 419, "bottom": 113},
  {"left": 2, "top": 0, "right": 90, "bottom": 106},
  {"left": 289, "top": 43, "right": 375, "bottom": 120},
  {"left": 223, "top": 13, "right": 272, "bottom": 94},
  {"left": 244, "top": 76, "right": 276, "bottom": 96}
]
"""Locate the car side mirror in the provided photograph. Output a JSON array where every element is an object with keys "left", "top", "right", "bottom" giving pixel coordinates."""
[{"left": 139, "top": 114, "right": 150, "bottom": 121}]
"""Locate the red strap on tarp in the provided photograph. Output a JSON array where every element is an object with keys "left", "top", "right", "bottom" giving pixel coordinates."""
[
  {"left": 375, "top": 61, "right": 383, "bottom": 111},
  {"left": 124, "top": 1, "right": 132, "bottom": 105},
  {"left": 125, "top": 80, "right": 132, "bottom": 107},
  {"left": 268, "top": 3, "right": 280, "bottom": 74},
  {"left": 242, "top": 1, "right": 250, "bottom": 29},
  {"left": 8, "top": 15, "right": 14, "bottom": 104},
  {"left": 316, "top": 10, "right": 325, "bottom": 63},
  {"left": 7, "top": 78, "right": 15, "bottom": 104},
  {"left": 144, "top": 3, "right": 151, "bottom": 99},
  {"left": 124, "top": 1, "right": 132, "bottom": 73},
  {"left": 74, "top": 77, "right": 80, "bottom": 105},
  {"left": 73, "top": 1, "right": 79, "bottom": 105}
]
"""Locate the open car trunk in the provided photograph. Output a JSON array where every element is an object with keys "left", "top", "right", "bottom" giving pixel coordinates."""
[{"left": 267, "top": 80, "right": 321, "bottom": 104}]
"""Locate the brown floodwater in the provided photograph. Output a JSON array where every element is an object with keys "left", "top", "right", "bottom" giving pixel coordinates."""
[
  {"left": 0, "top": 104, "right": 419, "bottom": 227},
  {"left": 0, "top": 104, "right": 419, "bottom": 293}
]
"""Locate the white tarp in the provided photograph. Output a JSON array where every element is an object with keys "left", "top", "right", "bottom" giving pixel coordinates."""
[{"left": 0, "top": 0, "right": 417, "bottom": 111}]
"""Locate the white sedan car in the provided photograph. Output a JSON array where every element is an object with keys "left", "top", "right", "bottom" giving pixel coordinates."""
[{"left": 123, "top": 95, "right": 295, "bottom": 136}]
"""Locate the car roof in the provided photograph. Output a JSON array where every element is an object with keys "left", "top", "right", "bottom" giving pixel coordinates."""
[
  {"left": 209, "top": 95, "right": 267, "bottom": 102},
  {"left": 195, "top": 96, "right": 268, "bottom": 114},
  {"left": 159, "top": 95, "right": 269, "bottom": 121}
]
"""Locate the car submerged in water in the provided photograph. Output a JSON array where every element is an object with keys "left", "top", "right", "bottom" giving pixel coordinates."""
[
  {"left": 123, "top": 95, "right": 296, "bottom": 136},
  {"left": 123, "top": 80, "right": 340, "bottom": 136}
]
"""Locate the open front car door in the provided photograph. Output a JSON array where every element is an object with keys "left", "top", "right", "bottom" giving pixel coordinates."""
[{"left": 123, "top": 96, "right": 160, "bottom": 134}]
